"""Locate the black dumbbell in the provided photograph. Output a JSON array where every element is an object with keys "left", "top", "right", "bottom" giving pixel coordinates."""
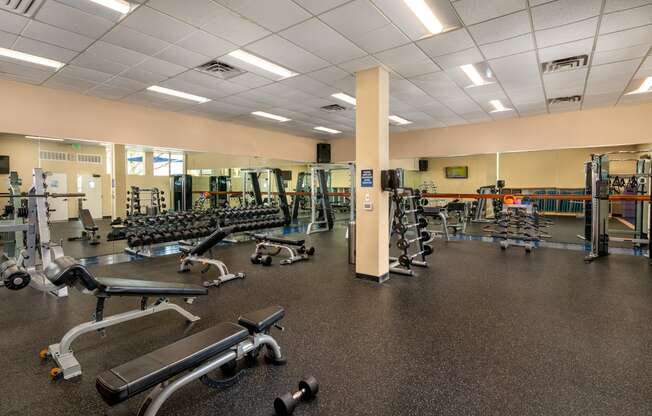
[
  {"left": 397, "top": 230, "right": 431, "bottom": 250},
  {"left": 274, "top": 376, "right": 319, "bottom": 416},
  {"left": 394, "top": 217, "right": 428, "bottom": 234},
  {"left": 398, "top": 244, "right": 434, "bottom": 267}
]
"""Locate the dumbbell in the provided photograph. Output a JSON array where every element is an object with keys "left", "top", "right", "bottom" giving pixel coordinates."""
[
  {"left": 397, "top": 230, "right": 431, "bottom": 250},
  {"left": 273, "top": 376, "right": 319, "bottom": 416},
  {"left": 250, "top": 253, "right": 272, "bottom": 266},
  {"left": 398, "top": 244, "right": 434, "bottom": 267},
  {"left": 298, "top": 246, "right": 315, "bottom": 256},
  {"left": 394, "top": 217, "right": 428, "bottom": 234}
]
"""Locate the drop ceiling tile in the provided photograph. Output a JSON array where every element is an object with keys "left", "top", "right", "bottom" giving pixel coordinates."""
[
  {"left": 582, "top": 92, "right": 620, "bottom": 108},
  {"left": 604, "top": 0, "right": 652, "bottom": 13},
  {"left": 122, "top": 6, "right": 195, "bottom": 44},
  {"left": 35, "top": 0, "right": 114, "bottom": 38},
  {"left": 0, "top": 30, "right": 17, "bottom": 48},
  {"left": 148, "top": 0, "right": 229, "bottom": 28},
  {"left": 136, "top": 56, "right": 187, "bottom": 77},
  {"left": 595, "top": 24, "right": 652, "bottom": 51},
  {"left": 0, "top": 60, "right": 54, "bottom": 83},
  {"left": 86, "top": 84, "right": 133, "bottom": 100},
  {"left": 337, "top": 55, "right": 385, "bottom": 74},
  {"left": 13, "top": 37, "right": 78, "bottom": 62},
  {"left": 0, "top": 10, "right": 29, "bottom": 35},
  {"left": 537, "top": 37, "right": 594, "bottom": 62},
  {"left": 214, "top": 0, "right": 311, "bottom": 31},
  {"left": 57, "top": 65, "right": 115, "bottom": 83},
  {"left": 86, "top": 41, "right": 150, "bottom": 67},
  {"left": 160, "top": 77, "right": 224, "bottom": 99},
  {"left": 174, "top": 70, "right": 248, "bottom": 95},
  {"left": 175, "top": 31, "right": 236, "bottom": 58},
  {"left": 434, "top": 47, "right": 484, "bottom": 70},
  {"left": 600, "top": 4, "right": 652, "bottom": 34},
  {"left": 71, "top": 52, "right": 129, "bottom": 75},
  {"left": 464, "top": 82, "right": 509, "bottom": 101},
  {"left": 531, "top": 0, "right": 602, "bottom": 30},
  {"left": 102, "top": 26, "right": 170, "bottom": 56},
  {"left": 104, "top": 76, "right": 149, "bottom": 91},
  {"left": 200, "top": 100, "right": 251, "bottom": 116},
  {"left": 417, "top": 29, "right": 476, "bottom": 58},
  {"left": 535, "top": 17, "right": 598, "bottom": 48},
  {"left": 636, "top": 55, "right": 652, "bottom": 76},
  {"left": 155, "top": 45, "right": 209, "bottom": 68},
  {"left": 45, "top": 74, "right": 98, "bottom": 93},
  {"left": 468, "top": 11, "right": 531, "bottom": 45},
  {"left": 490, "top": 51, "right": 545, "bottom": 104},
  {"left": 247, "top": 35, "right": 330, "bottom": 73},
  {"left": 228, "top": 72, "right": 274, "bottom": 88},
  {"left": 56, "top": 0, "right": 128, "bottom": 22},
  {"left": 543, "top": 67, "right": 588, "bottom": 97},
  {"left": 549, "top": 101, "right": 580, "bottom": 113},
  {"left": 480, "top": 33, "right": 535, "bottom": 59},
  {"left": 201, "top": 7, "right": 270, "bottom": 46},
  {"left": 320, "top": 0, "right": 409, "bottom": 54},
  {"left": 292, "top": 0, "right": 350, "bottom": 15},
  {"left": 453, "top": 0, "right": 527, "bottom": 25},
  {"left": 22, "top": 21, "right": 94, "bottom": 52},
  {"left": 592, "top": 43, "right": 651, "bottom": 65},
  {"left": 307, "top": 66, "right": 350, "bottom": 85},
  {"left": 279, "top": 18, "right": 367, "bottom": 64},
  {"left": 409, "top": 71, "right": 468, "bottom": 101},
  {"left": 374, "top": 44, "right": 440, "bottom": 77},
  {"left": 280, "top": 75, "right": 336, "bottom": 96},
  {"left": 620, "top": 90, "right": 652, "bottom": 104},
  {"left": 329, "top": 75, "right": 356, "bottom": 94},
  {"left": 120, "top": 67, "right": 168, "bottom": 84},
  {"left": 586, "top": 58, "right": 641, "bottom": 93}
]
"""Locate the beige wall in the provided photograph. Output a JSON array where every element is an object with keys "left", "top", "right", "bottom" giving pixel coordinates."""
[
  {"left": 330, "top": 102, "right": 652, "bottom": 162},
  {"left": 0, "top": 134, "right": 111, "bottom": 218},
  {"left": 407, "top": 154, "right": 497, "bottom": 193},
  {"left": 124, "top": 151, "right": 172, "bottom": 216},
  {"left": 0, "top": 79, "right": 320, "bottom": 162}
]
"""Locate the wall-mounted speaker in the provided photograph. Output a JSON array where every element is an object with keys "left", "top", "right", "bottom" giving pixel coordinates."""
[
  {"left": 317, "top": 143, "right": 331, "bottom": 163},
  {"left": 418, "top": 159, "right": 428, "bottom": 172}
]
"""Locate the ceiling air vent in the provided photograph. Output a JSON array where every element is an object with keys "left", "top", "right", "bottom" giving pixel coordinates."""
[
  {"left": 1, "top": 0, "right": 45, "bottom": 17},
  {"left": 548, "top": 95, "right": 582, "bottom": 105},
  {"left": 541, "top": 55, "right": 589, "bottom": 73},
  {"left": 196, "top": 60, "right": 244, "bottom": 80},
  {"left": 320, "top": 104, "right": 347, "bottom": 112}
]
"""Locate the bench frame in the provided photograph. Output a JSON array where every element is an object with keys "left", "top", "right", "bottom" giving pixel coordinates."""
[
  {"left": 47, "top": 296, "right": 200, "bottom": 380},
  {"left": 136, "top": 331, "right": 284, "bottom": 416},
  {"left": 250, "top": 234, "right": 314, "bottom": 265},
  {"left": 179, "top": 246, "right": 245, "bottom": 287}
]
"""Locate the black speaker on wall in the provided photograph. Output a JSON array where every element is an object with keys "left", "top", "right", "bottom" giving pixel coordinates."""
[
  {"left": 317, "top": 143, "right": 331, "bottom": 163},
  {"left": 418, "top": 159, "right": 428, "bottom": 172}
]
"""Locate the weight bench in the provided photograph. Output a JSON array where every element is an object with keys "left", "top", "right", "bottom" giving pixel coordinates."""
[
  {"left": 96, "top": 305, "right": 286, "bottom": 416},
  {"left": 41, "top": 256, "right": 208, "bottom": 380},
  {"left": 68, "top": 208, "right": 101, "bottom": 245},
  {"left": 247, "top": 233, "right": 315, "bottom": 266},
  {"left": 178, "top": 226, "right": 245, "bottom": 287}
]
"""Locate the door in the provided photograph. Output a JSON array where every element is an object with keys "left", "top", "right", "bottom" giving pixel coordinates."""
[
  {"left": 78, "top": 174, "right": 103, "bottom": 218},
  {"left": 45, "top": 173, "right": 69, "bottom": 222}
]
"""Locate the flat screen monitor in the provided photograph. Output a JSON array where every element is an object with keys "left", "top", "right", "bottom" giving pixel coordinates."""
[
  {"left": 445, "top": 166, "right": 468, "bottom": 179},
  {"left": 0, "top": 156, "right": 9, "bottom": 174}
]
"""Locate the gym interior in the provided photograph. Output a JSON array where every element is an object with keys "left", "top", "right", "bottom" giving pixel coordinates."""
[{"left": 1, "top": 1, "right": 651, "bottom": 415}]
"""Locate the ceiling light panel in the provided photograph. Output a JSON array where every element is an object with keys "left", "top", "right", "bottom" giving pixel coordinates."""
[
  {"left": 389, "top": 115, "right": 413, "bottom": 125},
  {"left": 146, "top": 85, "right": 211, "bottom": 103},
  {"left": 314, "top": 126, "right": 342, "bottom": 134},
  {"left": 227, "top": 49, "right": 297, "bottom": 80},
  {"left": 25, "top": 136, "right": 65, "bottom": 142},
  {"left": 489, "top": 99, "right": 513, "bottom": 113},
  {"left": 0, "top": 47, "right": 64, "bottom": 70},
  {"left": 332, "top": 92, "right": 357, "bottom": 106},
  {"left": 626, "top": 76, "right": 652, "bottom": 95},
  {"left": 252, "top": 111, "right": 291, "bottom": 122},
  {"left": 459, "top": 63, "right": 494, "bottom": 87},
  {"left": 371, "top": 0, "right": 461, "bottom": 40},
  {"left": 88, "top": 0, "right": 132, "bottom": 14}
]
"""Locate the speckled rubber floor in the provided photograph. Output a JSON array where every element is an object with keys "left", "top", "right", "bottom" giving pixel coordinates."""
[{"left": 1, "top": 229, "right": 651, "bottom": 416}]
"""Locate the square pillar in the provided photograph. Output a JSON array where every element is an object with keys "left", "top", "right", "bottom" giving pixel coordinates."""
[
  {"left": 112, "top": 144, "right": 126, "bottom": 220},
  {"left": 355, "top": 67, "right": 390, "bottom": 282}
]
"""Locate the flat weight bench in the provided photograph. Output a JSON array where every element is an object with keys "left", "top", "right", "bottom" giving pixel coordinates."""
[
  {"left": 248, "top": 233, "right": 315, "bottom": 266},
  {"left": 41, "top": 256, "right": 208, "bottom": 380},
  {"left": 68, "top": 208, "right": 101, "bottom": 245},
  {"left": 178, "top": 226, "right": 245, "bottom": 287},
  {"left": 96, "top": 306, "right": 286, "bottom": 416}
]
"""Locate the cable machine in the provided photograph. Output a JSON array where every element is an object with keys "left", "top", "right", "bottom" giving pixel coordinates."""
[
  {"left": 306, "top": 163, "right": 355, "bottom": 235},
  {"left": 242, "top": 167, "right": 291, "bottom": 225}
]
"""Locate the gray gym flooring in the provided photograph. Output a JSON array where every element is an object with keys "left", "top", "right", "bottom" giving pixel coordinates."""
[{"left": 1, "top": 228, "right": 651, "bottom": 415}]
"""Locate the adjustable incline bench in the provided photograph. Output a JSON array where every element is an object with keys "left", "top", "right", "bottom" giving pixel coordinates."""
[
  {"left": 41, "top": 256, "right": 208, "bottom": 380},
  {"left": 96, "top": 305, "right": 287, "bottom": 416},
  {"left": 68, "top": 208, "right": 101, "bottom": 245},
  {"left": 179, "top": 226, "right": 245, "bottom": 287},
  {"left": 248, "top": 233, "right": 315, "bottom": 266}
]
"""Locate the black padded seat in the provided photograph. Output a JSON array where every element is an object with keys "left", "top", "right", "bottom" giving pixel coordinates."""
[
  {"left": 189, "top": 227, "right": 233, "bottom": 256},
  {"left": 96, "top": 323, "right": 248, "bottom": 406},
  {"left": 250, "top": 233, "right": 305, "bottom": 246},
  {"left": 238, "top": 306, "right": 285, "bottom": 334},
  {"left": 44, "top": 256, "right": 207, "bottom": 297}
]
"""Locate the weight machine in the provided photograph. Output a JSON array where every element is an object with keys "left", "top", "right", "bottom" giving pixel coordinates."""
[
  {"left": 306, "top": 163, "right": 355, "bottom": 235},
  {"left": 242, "top": 167, "right": 291, "bottom": 225}
]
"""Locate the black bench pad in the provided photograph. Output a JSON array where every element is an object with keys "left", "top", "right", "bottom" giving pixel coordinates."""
[
  {"left": 250, "top": 233, "right": 305, "bottom": 246},
  {"left": 189, "top": 227, "right": 233, "bottom": 256},
  {"left": 96, "top": 323, "right": 248, "bottom": 406},
  {"left": 238, "top": 306, "right": 285, "bottom": 334},
  {"left": 94, "top": 277, "right": 208, "bottom": 297}
]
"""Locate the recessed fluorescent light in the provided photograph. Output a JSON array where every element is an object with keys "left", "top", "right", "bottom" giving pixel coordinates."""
[
  {"left": 389, "top": 115, "right": 412, "bottom": 125},
  {"left": 0, "top": 47, "right": 64, "bottom": 70},
  {"left": 146, "top": 86, "right": 210, "bottom": 104},
  {"left": 314, "top": 126, "right": 342, "bottom": 134},
  {"left": 25, "top": 136, "right": 64, "bottom": 142},
  {"left": 489, "top": 99, "right": 512, "bottom": 113},
  {"left": 626, "top": 76, "right": 652, "bottom": 95},
  {"left": 227, "top": 49, "right": 297, "bottom": 79},
  {"left": 87, "top": 0, "right": 131, "bottom": 14},
  {"left": 252, "top": 111, "right": 291, "bottom": 122},
  {"left": 403, "top": 0, "right": 444, "bottom": 35},
  {"left": 460, "top": 64, "right": 492, "bottom": 87},
  {"left": 331, "top": 92, "right": 357, "bottom": 106}
]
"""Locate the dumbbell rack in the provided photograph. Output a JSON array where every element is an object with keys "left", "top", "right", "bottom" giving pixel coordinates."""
[
  {"left": 389, "top": 188, "right": 430, "bottom": 276},
  {"left": 482, "top": 204, "right": 553, "bottom": 253},
  {"left": 126, "top": 186, "right": 166, "bottom": 216}
]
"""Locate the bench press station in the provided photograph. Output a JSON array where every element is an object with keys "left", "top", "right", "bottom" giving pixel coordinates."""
[
  {"left": 178, "top": 226, "right": 245, "bottom": 287},
  {"left": 96, "top": 306, "right": 287, "bottom": 416},
  {"left": 67, "top": 206, "right": 101, "bottom": 245},
  {"left": 40, "top": 256, "right": 208, "bottom": 380},
  {"left": 248, "top": 233, "right": 315, "bottom": 266}
]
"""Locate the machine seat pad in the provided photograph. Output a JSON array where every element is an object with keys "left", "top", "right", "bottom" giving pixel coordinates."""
[
  {"left": 238, "top": 306, "right": 285, "bottom": 334},
  {"left": 251, "top": 233, "right": 305, "bottom": 246},
  {"left": 93, "top": 277, "right": 208, "bottom": 297},
  {"left": 190, "top": 227, "right": 233, "bottom": 256},
  {"left": 96, "top": 323, "right": 248, "bottom": 406}
]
